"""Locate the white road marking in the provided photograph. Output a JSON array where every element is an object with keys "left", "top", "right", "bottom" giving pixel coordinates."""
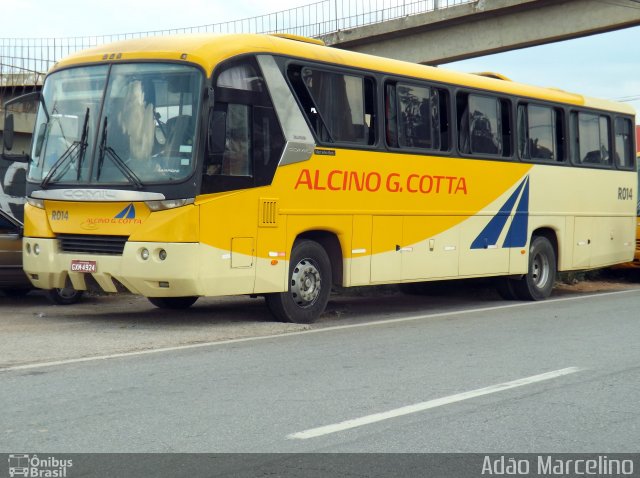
[
  {"left": 0, "top": 289, "right": 635, "bottom": 373},
  {"left": 288, "top": 367, "right": 582, "bottom": 440}
]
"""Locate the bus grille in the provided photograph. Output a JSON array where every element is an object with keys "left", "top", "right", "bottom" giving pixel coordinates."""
[{"left": 58, "top": 234, "right": 128, "bottom": 255}]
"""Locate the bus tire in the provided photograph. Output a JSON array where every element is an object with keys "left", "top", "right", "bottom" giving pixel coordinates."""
[
  {"left": 511, "top": 236, "right": 557, "bottom": 301},
  {"left": 148, "top": 296, "right": 198, "bottom": 309},
  {"left": 265, "top": 239, "right": 331, "bottom": 324},
  {"left": 48, "top": 287, "right": 84, "bottom": 305}
]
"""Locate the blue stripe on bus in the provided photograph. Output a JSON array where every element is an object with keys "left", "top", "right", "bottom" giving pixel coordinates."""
[
  {"left": 503, "top": 177, "right": 529, "bottom": 248},
  {"left": 470, "top": 177, "right": 527, "bottom": 250}
]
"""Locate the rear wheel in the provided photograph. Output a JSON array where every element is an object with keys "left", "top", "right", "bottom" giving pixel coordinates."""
[
  {"left": 148, "top": 296, "right": 198, "bottom": 309},
  {"left": 511, "top": 235, "right": 557, "bottom": 300},
  {"left": 265, "top": 240, "right": 331, "bottom": 324}
]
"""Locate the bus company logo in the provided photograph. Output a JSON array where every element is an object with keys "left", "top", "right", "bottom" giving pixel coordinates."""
[
  {"left": 8, "top": 454, "right": 73, "bottom": 477},
  {"left": 115, "top": 203, "right": 136, "bottom": 219},
  {"left": 80, "top": 203, "right": 141, "bottom": 230}
]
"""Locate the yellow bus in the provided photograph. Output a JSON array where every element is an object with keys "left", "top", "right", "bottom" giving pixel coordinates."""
[{"left": 1, "top": 33, "right": 636, "bottom": 323}]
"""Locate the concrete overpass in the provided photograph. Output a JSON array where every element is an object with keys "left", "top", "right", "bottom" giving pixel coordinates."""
[{"left": 320, "top": 0, "right": 640, "bottom": 65}]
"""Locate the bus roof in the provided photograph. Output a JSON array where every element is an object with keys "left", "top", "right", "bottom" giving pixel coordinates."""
[{"left": 51, "top": 33, "right": 635, "bottom": 116}]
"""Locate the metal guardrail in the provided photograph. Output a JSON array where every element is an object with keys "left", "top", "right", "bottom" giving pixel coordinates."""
[{"left": 0, "top": 0, "right": 474, "bottom": 82}]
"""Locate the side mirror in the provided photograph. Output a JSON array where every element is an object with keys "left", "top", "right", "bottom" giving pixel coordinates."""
[
  {"left": 207, "top": 109, "right": 227, "bottom": 154},
  {"left": 3, "top": 114, "right": 15, "bottom": 151}
]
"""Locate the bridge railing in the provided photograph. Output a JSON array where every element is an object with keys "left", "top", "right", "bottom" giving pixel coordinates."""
[{"left": 0, "top": 0, "right": 474, "bottom": 81}]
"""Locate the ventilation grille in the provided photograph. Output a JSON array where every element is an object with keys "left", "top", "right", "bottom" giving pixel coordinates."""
[
  {"left": 259, "top": 198, "right": 279, "bottom": 227},
  {"left": 58, "top": 234, "right": 128, "bottom": 255}
]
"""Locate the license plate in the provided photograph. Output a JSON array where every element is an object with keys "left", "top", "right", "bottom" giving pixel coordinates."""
[{"left": 70, "top": 260, "right": 97, "bottom": 273}]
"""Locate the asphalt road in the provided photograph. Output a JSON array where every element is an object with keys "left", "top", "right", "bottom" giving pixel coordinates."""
[{"left": 2, "top": 281, "right": 640, "bottom": 461}]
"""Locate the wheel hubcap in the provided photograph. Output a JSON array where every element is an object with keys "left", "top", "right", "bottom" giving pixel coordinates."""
[
  {"left": 531, "top": 252, "right": 550, "bottom": 288},
  {"left": 57, "top": 287, "right": 77, "bottom": 299},
  {"left": 291, "top": 258, "right": 321, "bottom": 308}
]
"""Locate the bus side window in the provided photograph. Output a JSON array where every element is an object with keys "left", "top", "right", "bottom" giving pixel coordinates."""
[
  {"left": 458, "top": 93, "right": 511, "bottom": 158},
  {"left": 518, "top": 104, "right": 564, "bottom": 162},
  {"left": 397, "top": 83, "right": 432, "bottom": 149},
  {"left": 203, "top": 57, "right": 285, "bottom": 193},
  {"left": 571, "top": 111, "right": 611, "bottom": 167},
  {"left": 385, "top": 83, "right": 399, "bottom": 147},
  {"left": 614, "top": 116, "right": 634, "bottom": 170},
  {"left": 221, "top": 104, "right": 252, "bottom": 176},
  {"left": 387, "top": 82, "right": 447, "bottom": 152},
  {"left": 287, "top": 66, "right": 332, "bottom": 142},
  {"left": 293, "top": 66, "right": 375, "bottom": 146}
]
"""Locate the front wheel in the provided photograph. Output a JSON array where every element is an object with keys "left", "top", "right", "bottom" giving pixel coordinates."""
[
  {"left": 148, "top": 296, "right": 198, "bottom": 309},
  {"left": 48, "top": 286, "right": 83, "bottom": 305},
  {"left": 511, "top": 235, "right": 557, "bottom": 300},
  {"left": 265, "top": 240, "right": 332, "bottom": 324}
]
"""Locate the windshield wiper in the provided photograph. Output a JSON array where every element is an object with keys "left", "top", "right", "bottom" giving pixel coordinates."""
[
  {"left": 96, "top": 117, "right": 144, "bottom": 190},
  {"left": 76, "top": 108, "right": 90, "bottom": 180},
  {"left": 40, "top": 108, "right": 90, "bottom": 189}
]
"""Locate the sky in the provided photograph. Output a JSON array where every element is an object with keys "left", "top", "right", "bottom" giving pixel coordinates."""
[{"left": 3, "top": 0, "right": 639, "bottom": 118}]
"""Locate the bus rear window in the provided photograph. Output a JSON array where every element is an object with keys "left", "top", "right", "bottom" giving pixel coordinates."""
[{"left": 614, "top": 116, "right": 635, "bottom": 170}]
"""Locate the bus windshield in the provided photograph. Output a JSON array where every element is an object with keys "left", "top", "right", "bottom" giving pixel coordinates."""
[{"left": 29, "top": 63, "right": 203, "bottom": 187}]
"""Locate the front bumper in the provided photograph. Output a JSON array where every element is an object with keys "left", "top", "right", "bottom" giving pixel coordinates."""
[{"left": 22, "top": 237, "right": 204, "bottom": 297}]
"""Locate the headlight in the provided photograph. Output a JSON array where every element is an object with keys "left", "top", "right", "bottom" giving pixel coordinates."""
[
  {"left": 145, "top": 198, "right": 194, "bottom": 211},
  {"left": 27, "top": 197, "right": 45, "bottom": 209}
]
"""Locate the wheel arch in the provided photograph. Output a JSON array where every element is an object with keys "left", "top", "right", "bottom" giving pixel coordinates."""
[
  {"left": 295, "top": 230, "right": 344, "bottom": 286},
  {"left": 531, "top": 226, "right": 559, "bottom": 267}
]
